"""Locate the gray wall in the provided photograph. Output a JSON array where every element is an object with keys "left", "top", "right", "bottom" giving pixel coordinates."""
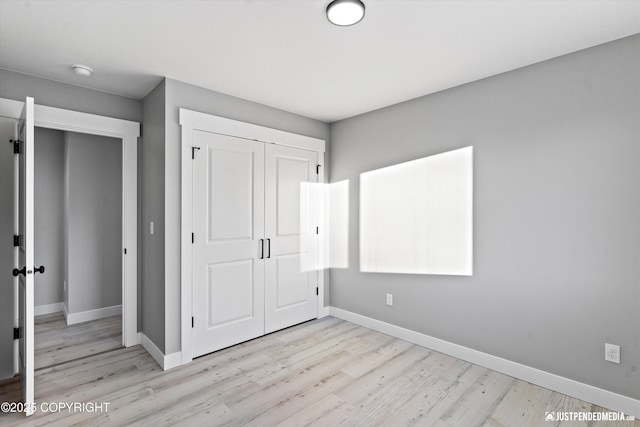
[
  {"left": 0, "top": 117, "right": 16, "bottom": 380},
  {"left": 65, "top": 132, "right": 122, "bottom": 314},
  {"left": 141, "top": 80, "right": 166, "bottom": 350},
  {"left": 149, "top": 78, "right": 330, "bottom": 354},
  {"left": 329, "top": 34, "right": 640, "bottom": 400},
  {"left": 34, "top": 128, "right": 65, "bottom": 307},
  {"left": 0, "top": 69, "right": 142, "bottom": 122}
]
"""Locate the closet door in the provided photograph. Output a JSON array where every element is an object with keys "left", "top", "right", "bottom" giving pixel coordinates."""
[
  {"left": 192, "top": 131, "right": 265, "bottom": 357},
  {"left": 264, "top": 144, "right": 318, "bottom": 333}
]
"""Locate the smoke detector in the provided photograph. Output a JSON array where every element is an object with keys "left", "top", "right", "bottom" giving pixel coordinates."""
[{"left": 72, "top": 64, "right": 93, "bottom": 77}]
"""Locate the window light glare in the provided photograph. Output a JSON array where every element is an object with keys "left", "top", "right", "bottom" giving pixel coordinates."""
[
  {"left": 327, "top": 0, "right": 365, "bottom": 26},
  {"left": 360, "top": 147, "right": 473, "bottom": 276}
]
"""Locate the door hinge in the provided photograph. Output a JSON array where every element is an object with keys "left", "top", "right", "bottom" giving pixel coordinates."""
[
  {"left": 13, "top": 235, "right": 20, "bottom": 247},
  {"left": 316, "top": 164, "right": 321, "bottom": 175},
  {"left": 316, "top": 287, "right": 319, "bottom": 296},
  {"left": 316, "top": 226, "right": 319, "bottom": 235},
  {"left": 13, "top": 327, "right": 20, "bottom": 340},
  {"left": 192, "top": 317, "right": 194, "bottom": 328},
  {"left": 192, "top": 233, "right": 195, "bottom": 244},
  {"left": 192, "top": 146, "right": 201, "bottom": 159},
  {"left": 124, "top": 248, "right": 127, "bottom": 255},
  {"left": 11, "top": 139, "right": 20, "bottom": 154}
]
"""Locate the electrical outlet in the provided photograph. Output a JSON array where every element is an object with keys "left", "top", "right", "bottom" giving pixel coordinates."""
[
  {"left": 386, "top": 293, "right": 393, "bottom": 306},
  {"left": 605, "top": 343, "right": 620, "bottom": 364}
]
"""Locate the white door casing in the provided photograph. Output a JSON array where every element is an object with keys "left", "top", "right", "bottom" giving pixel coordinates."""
[
  {"left": 0, "top": 97, "right": 139, "bottom": 348},
  {"left": 15, "top": 97, "right": 35, "bottom": 415},
  {"left": 265, "top": 144, "right": 318, "bottom": 333},
  {"left": 180, "top": 109, "right": 326, "bottom": 364},
  {"left": 191, "top": 131, "right": 266, "bottom": 356}
]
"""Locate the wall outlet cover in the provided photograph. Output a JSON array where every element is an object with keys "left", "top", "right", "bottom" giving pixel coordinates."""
[
  {"left": 386, "top": 293, "right": 393, "bottom": 306},
  {"left": 605, "top": 343, "right": 620, "bottom": 364}
]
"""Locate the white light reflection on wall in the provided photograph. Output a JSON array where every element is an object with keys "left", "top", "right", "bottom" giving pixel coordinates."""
[
  {"left": 360, "top": 146, "right": 473, "bottom": 275},
  {"left": 300, "top": 180, "right": 350, "bottom": 272}
]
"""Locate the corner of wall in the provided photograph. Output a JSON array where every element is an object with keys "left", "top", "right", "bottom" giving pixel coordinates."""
[
  {"left": 140, "top": 78, "right": 167, "bottom": 353},
  {"left": 139, "top": 331, "right": 181, "bottom": 371}
]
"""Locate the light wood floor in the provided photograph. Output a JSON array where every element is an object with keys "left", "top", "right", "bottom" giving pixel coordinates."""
[
  {"left": 34, "top": 313, "right": 122, "bottom": 370},
  {"left": 0, "top": 315, "right": 637, "bottom": 426}
]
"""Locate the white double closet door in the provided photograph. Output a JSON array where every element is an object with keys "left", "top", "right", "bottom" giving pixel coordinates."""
[{"left": 192, "top": 130, "right": 319, "bottom": 357}]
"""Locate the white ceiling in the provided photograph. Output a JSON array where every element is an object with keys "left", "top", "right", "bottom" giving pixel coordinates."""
[{"left": 0, "top": 0, "right": 638, "bottom": 123}]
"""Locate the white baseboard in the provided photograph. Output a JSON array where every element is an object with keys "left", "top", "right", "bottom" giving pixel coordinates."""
[
  {"left": 329, "top": 307, "right": 640, "bottom": 418},
  {"left": 164, "top": 351, "right": 183, "bottom": 370},
  {"left": 34, "top": 302, "right": 63, "bottom": 316},
  {"left": 319, "top": 306, "right": 330, "bottom": 318},
  {"left": 65, "top": 305, "right": 122, "bottom": 325},
  {"left": 138, "top": 332, "right": 182, "bottom": 371}
]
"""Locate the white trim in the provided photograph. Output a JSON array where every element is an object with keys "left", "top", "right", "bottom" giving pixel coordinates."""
[
  {"left": 179, "top": 108, "right": 325, "bottom": 153},
  {"left": 65, "top": 305, "right": 122, "bottom": 325},
  {"left": 179, "top": 108, "right": 326, "bottom": 365},
  {"left": 1, "top": 97, "right": 139, "bottom": 348},
  {"left": 34, "top": 104, "right": 139, "bottom": 138},
  {"left": 329, "top": 307, "right": 640, "bottom": 418},
  {"left": 316, "top": 152, "right": 329, "bottom": 319},
  {"left": 180, "top": 118, "right": 193, "bottom": 365},
  {"left": 139, "top": 332, "right": 182, "bottom": 371},
  {"left": 34, "top": 302, "right": 63, "bottom": 316},
  {"left": 139, "top": 332, "right": 164, "bottom": 368},
  {"left": 2, "top": 99, "right": 139, "bottom": 138},
  {"left": 163, "top": 352, "right": 183, "bottom": 370}
]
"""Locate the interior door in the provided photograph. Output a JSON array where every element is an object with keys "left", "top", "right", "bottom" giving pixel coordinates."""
[
  {"left": 191, "top": 130, "right": 265, "bottom": 357},
  {"left": 14, "top": 97, "right": 35, "bottom": 415},
  {"left": 264, "top": 144, "right": 318, "bottom": 333}
]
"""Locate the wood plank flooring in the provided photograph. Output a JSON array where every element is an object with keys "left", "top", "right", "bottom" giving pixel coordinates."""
[
  {"left": 34, "top": 313, "right": 122, "bottom": 370},
  {"left": 0, "top": 315, "right": 637, "bottom": 426}
]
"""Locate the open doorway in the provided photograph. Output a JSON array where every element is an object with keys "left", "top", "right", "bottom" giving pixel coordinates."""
[
  {"left": 33, "top": 128, "right": 123, "bottom": 368},
  {"left": 0, "top": 99, "right": 138, "bottom": 404}
]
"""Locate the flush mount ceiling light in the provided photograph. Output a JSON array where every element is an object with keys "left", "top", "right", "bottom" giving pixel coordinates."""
[
  {"left": 327, "top": 0, "right": 365, "bottom": 26},
  {"left": 72, "top": 64, "right": 93, "bottom": 77}
]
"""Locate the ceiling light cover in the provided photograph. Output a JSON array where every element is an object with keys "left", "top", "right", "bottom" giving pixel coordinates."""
[
  {"left": 327, "top": 0, "right": 365, "bottom": 26},
  {"left": 72, "top": 64, "right": 93, "bottom": 77}
]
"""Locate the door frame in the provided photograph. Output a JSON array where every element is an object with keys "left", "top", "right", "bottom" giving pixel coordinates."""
[
  {"left": 1, "top": 98, "right": 140, "bottom": 347},
  {"left": 179, "top": 108, "right": 326, "bottom": 365}
]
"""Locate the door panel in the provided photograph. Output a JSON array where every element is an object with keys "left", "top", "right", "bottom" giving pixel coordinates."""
[
  {"left": 207, "top": 259, "right": 254, "bottom": 327},
  {"left": 192, "top": 131, "right": 265, "bottom": 357},
  {"left": 275, "top": 157, "right": 308, "bottom": 236},
  {"left": 16, "top": 97, "right": 35, "bottom": 415},
  {"left": 207, "top": 148, "right": 255, "bottom": 241},
  {"left": 265, "top": 144, "right": 318, "bottom": 333},
  {"left": 276, "top": 254, "right": 310, "bottom": 308}
]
